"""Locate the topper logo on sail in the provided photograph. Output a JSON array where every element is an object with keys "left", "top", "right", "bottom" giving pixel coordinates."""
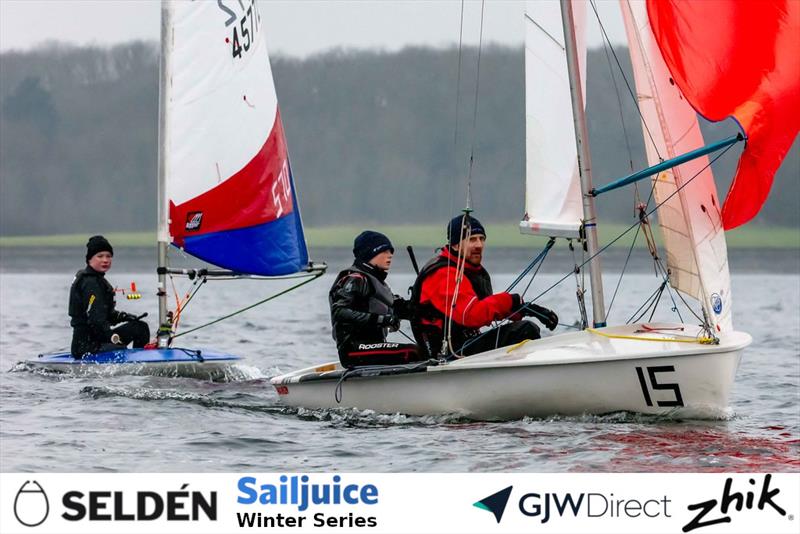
[{"left": 185, "top": 212, "right": 203, "bottom": 231}]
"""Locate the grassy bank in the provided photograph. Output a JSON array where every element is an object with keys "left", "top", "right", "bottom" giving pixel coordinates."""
[{"left": 1, "top": 223, "right": 797, "bottom": 249}]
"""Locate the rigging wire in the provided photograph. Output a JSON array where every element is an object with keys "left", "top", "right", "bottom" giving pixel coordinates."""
[
  {"left": 596, "top": 4, "right": 635, "bottom": 174},
  {"left": 589, "top": 0, "right": 702, "bottom": 326},
  {"left": 443, "top": 1, "right": 486, "bottom": 357},
  {"left": 505, "top": 237, "right": 555, "bottom": 293},
  {"left": 589, "top": 0, "right": 662, "bottom": 160},
  {"left": 605, "top": 222, "right": 641, "bottom": 319},
  {"left": 451, "top": 0, "right": 466, "bottom": 219},
  {"left": 529, "top": 141, "right": 737, "bottom": 306},
  {"left": 444, "top": 1, "right": 469, "bottom": 356},
  {"left": 170, "top": 270, "right": 324, "bottom": 339},
  {"left": 464, "top": 0, "right": 486, "bottom": 211},
  {"left": 453, "top": 0, "right": 466, "bottom": 153}
]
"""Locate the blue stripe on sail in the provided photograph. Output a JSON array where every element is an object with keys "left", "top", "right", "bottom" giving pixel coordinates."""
[{"left": 179, "top": 210, "right": 309, "bottom": 276}]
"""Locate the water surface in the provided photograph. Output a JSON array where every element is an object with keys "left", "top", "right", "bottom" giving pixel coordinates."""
[{"left": 1, "top": 247, "right": 798, "bottom": 472}]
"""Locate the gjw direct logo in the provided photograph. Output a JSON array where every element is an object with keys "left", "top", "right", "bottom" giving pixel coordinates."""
[
  {"left": 473, "top": 486, "right": 513, "bottom": 523},
  {"left": 11, "top": 480, "right": 216, "bottom": 526},
  {"left": 473, "top": 484, "right": 671, "bottom": 524}
]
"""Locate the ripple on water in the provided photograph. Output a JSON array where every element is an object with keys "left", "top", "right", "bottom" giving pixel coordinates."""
[{"left": 2, "top": 270, "right": 799, "bottom": 472}]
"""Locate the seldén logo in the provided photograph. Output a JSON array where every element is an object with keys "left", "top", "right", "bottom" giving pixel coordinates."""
[
  {"left": 14, "top": 481, "right": 50, "bottom": 527},
  {"left": 473, "top": 486, "right": 513, "bottom": 523},
  {"left": 683, "top": 474, "right": 788, "bottom": 532}
]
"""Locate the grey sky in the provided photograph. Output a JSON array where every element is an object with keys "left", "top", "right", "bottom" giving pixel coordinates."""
[{"left": 0, "top": 0, "right": 626, "bottom": 56}]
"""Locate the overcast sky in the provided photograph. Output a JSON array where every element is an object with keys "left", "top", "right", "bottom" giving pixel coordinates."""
[{"left": 0, "top": 0, "right": 626, "bottom": 56}]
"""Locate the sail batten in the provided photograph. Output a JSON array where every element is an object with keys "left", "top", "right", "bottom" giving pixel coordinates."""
[
  {"left": 621, "top": 0, "right": 733, "bottom": 331},
  {"left": 164, "top": 0, "right": 309, "bottom": 276}
]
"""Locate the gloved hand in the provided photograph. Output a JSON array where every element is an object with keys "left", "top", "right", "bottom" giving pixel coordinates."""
[
  {"left": 117, "top": 311, "right": 139, "bottom": 323},
  {"left": 377, "top": 313, "right": 401, "bottom": 332},
  {"left": 522, "top": 302, "right": 559, "bottom": 331},
  {"left": 392, "top": 297, "right": 415, "bottom": 321}
]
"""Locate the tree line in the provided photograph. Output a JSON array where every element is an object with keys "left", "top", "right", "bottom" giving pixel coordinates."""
[{"left": 1, "top": 41, "right": 797, "bottom": 236}]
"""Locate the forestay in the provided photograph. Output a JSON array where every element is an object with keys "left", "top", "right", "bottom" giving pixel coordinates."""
[
  {"left": 162, "top": 0, "right": 309, "bottom": 276},
  {"left": 520, "top": 0, "right": 586, "bottom": 238},
  {"left": 620, "top": 0, "right": 732, "bottom": 331}
]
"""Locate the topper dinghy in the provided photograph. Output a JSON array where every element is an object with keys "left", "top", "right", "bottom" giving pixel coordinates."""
[{"left": 31, "top": 0, "right": 324, "bottom": 376}]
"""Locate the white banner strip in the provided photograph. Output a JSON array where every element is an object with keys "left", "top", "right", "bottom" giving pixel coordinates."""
[{"left": 2, "top": 473, "right": 798, "bottom": 534}]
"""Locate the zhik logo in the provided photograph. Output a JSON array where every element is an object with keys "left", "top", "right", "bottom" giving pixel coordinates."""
[
  {"left": 474, "top": 486, "right": 513, "bottom": 523},
  {"left": 683, "top": 474, "right": 787, "bottom": 532},
  {"left": 14, "top": 480, "right": 50, "bottom": 527}
]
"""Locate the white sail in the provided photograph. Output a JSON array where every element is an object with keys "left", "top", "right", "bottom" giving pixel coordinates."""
[
  {"left": 520, "top": 0, "right": 586, "bottom": 238},
  {"left": 620, "top": 0, "right": 733, "bottom": 332},
  {"left": 165, "top": 0, "right": 277, "bottom": 208},
  {"left": 160, "top": 0, "right": 309, "bottom": 276}
]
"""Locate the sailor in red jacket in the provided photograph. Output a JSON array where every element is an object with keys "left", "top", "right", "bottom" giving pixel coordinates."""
[{"left": 411, "top": 214, "right": 558, "bottom": 358}]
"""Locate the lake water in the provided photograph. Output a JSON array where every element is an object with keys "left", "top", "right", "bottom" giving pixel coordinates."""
[{"left": 1, "top": 247, "right": 798, "bottom": 472}]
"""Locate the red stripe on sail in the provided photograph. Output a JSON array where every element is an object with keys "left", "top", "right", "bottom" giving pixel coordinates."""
[
  {"left": 647, "top": 0, "right": 800, "bottom": 229},
  {"left": 169, "top": 110, "right": 295, "bottom": 246}
]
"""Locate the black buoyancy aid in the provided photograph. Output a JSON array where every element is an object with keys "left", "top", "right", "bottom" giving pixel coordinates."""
[
  {"left": 331, "top": 264, "right": 395, "bottom": 315},
  {"left": 68, "top": 267, "right": 115, "bottom": 325},
  {"left": 410, "top": 249, "right": 493, "bottom": 356},
  {"left": 329, "top": 262, "right": 396, "bottom": 350}
]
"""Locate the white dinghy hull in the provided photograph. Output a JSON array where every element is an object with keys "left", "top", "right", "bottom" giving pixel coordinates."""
[{"left": 271, "top": 324, "right": 750, "bottom": 420}]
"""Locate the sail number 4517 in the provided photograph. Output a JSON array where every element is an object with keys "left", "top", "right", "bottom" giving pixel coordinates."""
[
  {"left": 217, "top": 0, "right": 262, "bottom": 59},
  {"left": 635, "top": 365, "right": 684, "bottom": 407}
]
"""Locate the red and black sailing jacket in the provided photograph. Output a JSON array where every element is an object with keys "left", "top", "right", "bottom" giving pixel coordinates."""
[{"left": 410, "top": 247, "right": 519, "bottom": 357}]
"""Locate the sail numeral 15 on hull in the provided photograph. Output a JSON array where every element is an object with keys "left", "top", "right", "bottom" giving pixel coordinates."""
[{"left": 635, "top": 365, "right": 684, "bottom": 407}]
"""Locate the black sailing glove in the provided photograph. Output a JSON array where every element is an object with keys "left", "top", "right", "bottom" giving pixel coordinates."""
[
  {"left": 522, "top": 302, "right": 559, "bottom": 331},
  {"left": 117, "top": 311, "right": 139, "bottom": 323},
  {"left": 377, "top": 313, "right": 401, "bottom": 332},
  {"left": 392, "top": 296, "right": 415, "bottom": 321}
]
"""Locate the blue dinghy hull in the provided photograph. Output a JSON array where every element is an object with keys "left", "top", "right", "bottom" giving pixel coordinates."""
[{"left": 27, "top": 348, "right": 242, "bottom": 380}]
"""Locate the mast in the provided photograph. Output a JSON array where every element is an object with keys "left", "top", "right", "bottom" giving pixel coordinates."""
[
  {"left": 156, "top": 0, "right": 172, "bottom": 339},
  {"left": 560, "top": 0, "right": 606, "bottom": 327}
]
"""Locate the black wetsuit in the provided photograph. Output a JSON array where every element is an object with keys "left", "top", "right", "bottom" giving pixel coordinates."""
[
  {"left": 68, "top": 266, "right": 150, "bottom": 358},
  {"left": 329, "top": 262, "right": 420, "bottom": 368}
]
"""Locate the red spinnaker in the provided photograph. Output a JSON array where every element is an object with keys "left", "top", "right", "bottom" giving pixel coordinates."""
[{"left": 646, "top": 0, "right": 800, "bottom": 229}]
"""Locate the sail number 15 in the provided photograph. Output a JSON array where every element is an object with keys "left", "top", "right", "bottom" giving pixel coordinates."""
[{"left": 635, "top": 365, "right": 684, "bottom": 407}]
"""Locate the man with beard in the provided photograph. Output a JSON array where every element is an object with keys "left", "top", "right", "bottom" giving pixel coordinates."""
[{"left": 411, "top": 214, "right": 559, "bottom": 358}]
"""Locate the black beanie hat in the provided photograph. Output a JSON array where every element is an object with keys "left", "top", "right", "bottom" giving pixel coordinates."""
[
  {"left": 86, "top": 235, "right": 114, "bottom": 262},
  {"left": 447, "top": 214, "right": 486, "bottom": 245},
  {"left": 353, "top": 231, "right": 394, "bottom": 263}
]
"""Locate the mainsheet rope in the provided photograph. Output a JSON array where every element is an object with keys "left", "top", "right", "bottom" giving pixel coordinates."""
[{"left": 170, "top": 270, "right": 324, "bottom": 339}]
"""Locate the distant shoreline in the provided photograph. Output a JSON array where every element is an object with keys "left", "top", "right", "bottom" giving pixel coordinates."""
[{"left": 1, "top": 223, "right": 798, "bottom": 249}]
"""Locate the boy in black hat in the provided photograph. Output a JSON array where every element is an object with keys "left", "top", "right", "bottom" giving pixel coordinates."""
[
  {"left": 68, "top": 235, "right": 150, "bottom": 358},
  {"left": 329, "top": 231, "right": 422, "bottom": 368}
]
